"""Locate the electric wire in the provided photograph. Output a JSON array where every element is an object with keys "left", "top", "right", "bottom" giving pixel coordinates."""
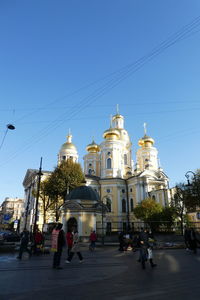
[{"left": 1, "top": 15, "right": 200, "bottom": 166}]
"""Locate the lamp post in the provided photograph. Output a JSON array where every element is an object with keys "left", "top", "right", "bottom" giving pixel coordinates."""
[
  {"left": 100, "top": 195, "right": 109, "bottom": 246},
  {"left": 24, "top": 186, "right": 31, "bottom": 230},
  {"left": 33, "top": 157, "right": 43, "bottom": 235}
]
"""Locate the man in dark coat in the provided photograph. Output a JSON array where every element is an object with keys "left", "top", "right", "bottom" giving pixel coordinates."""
[{"left": 17, "top": 229, "right": 31, "bottom": 259}]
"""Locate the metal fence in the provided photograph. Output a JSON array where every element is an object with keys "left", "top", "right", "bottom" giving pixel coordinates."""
[{"left": 96, "top": 221, "right": 200, "bottom": 236}]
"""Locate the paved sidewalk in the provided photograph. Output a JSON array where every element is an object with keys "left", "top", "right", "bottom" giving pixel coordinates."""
[{"left": 0, "top": 247, "right": 200, "bottom": 300}]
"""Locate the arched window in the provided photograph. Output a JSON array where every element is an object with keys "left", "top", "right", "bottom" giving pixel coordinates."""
[
  {"left": 88, "top": 169, "right": 92, "bottom": 175},
  {"left": 122, "top": 199, "right": 126, "bottom": 213},
  {"left": 130, "top": 198, "right": 134, "bottom": 212},
  {"left": 107, "top": 158, "right": 111, "bottom": 169},
  {"left": 106, "top": 198, "right": 111, "bottom": 212},
  {"left": 152, "top": 195, "right": 156, "bottom": 201},
  {"left": 124, "top": 154, "right": 127, "bottom": 165}
]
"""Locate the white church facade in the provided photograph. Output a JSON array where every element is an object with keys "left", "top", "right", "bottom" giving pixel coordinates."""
[
  {"left": 59, "top": 111, "right": 171, "bottom": 234},
  {"left": 22, "top": 110, "right": 171, "bottom": 235}
]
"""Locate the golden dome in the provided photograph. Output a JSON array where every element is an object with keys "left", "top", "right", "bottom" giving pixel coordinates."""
[
  {"left": 60, "top": 133, "right": 77, "bottom": 151},
  {"left": 103, "top": 128, "right": 120, "bottom": 140},
  {"left": 138, "top": 134, "right": 154, "bottom": 147},
  {"left": 86, "top": 140, "right": 100, "bottom": 153},
  {"left": 61, "top": 142, "right": 76, "bottom": 150}
]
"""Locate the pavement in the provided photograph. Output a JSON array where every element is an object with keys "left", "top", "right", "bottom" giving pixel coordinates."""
[{"left": 0, "top": 246, "right": 200, "bottom": 300}]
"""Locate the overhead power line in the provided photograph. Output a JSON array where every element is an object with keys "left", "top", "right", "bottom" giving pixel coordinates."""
[{"left": 1, "top": 15, "right": 200, "bottom": 166}]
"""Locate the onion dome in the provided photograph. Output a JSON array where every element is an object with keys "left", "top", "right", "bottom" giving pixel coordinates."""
[
  {"left": 86, "top": 140, "right": 100, "bottom": 153},
  {"left": 60, "top": 134, "right": 77, "bottom": 151},
  {"left": 67, "top": 185, "right": 100, "bottom": 201},
  {"left": 138, "top": 134, "right": 155, "bottom": 147},
  {"left": 103, "top": 127, "right": 120, "bottom": 140}
]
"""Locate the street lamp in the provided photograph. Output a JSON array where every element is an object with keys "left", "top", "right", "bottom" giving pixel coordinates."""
[
  {"left": 185, "top": 171, "right": 196, "bottom": 186},
  {"left": 0, "top": 123, "right": 15, "bottom": 150}
]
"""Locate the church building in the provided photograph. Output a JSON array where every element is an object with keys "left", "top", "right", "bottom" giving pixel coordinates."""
[{"left": 60, "top": 110, "right": 171, "bottom": 236}]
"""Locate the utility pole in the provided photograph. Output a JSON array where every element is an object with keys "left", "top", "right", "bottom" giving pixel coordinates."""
[
  {"left": 125, "top": 180, "right": 130, "bottom": 230},
  {"left": 24, "top": 185, "right": 31, "bottom": 230},
  {"left": 33, "top": 157, "right": 43, "bottom": 235}
]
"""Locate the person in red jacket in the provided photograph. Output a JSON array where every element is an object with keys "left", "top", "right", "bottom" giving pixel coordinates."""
[
  {"left": 89, "top": 230, "right": 97, "bottom": 251},
  {"left": 66, "top": 230, "right": 73, "bottom": 256},
  {"left": 34, "top": 229, "right": 44, "bottom": 255}
]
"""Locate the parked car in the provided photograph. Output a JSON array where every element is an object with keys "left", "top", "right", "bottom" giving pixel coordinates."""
[{"left": 0, "top": 231, "right": 20, "bottom": 242}]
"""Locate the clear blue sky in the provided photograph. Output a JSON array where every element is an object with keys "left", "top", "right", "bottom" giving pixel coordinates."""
[{"left": 1, "top": 0, "right": 200, "bottom": 203}]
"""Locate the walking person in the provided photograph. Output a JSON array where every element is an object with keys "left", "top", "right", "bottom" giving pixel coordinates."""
[
  {"left": 118, "top": 231, "right": 125, "bottom": 252},
  {"left": 89, "top": 230, "right": 97, "bottom": 251},
  {"left": 65, "top": 230, "right": 83, "bottom": 263},
  {"left": 138, "top": 228, "right": 149, "bottom": 269},
  {"left": 51, "top": 223, "right": 65, "bottom": 269},
  {"left": 184, "top": 226, "right": 191, "bottom": 250},
  {"left": 147, "top": 245, "right": 157, "bottom": 268},
  {"left": 66, "top": 229, "right": 73, "bottom": 256},
  {"left": 188, "top": 228, "right": 198, "bottom": 254},
  {"left": 34, "top": 228, "right": 44, "bottom": 255},
  {"left": 17, "top": 229, "right": 31, "bottom": 260}
]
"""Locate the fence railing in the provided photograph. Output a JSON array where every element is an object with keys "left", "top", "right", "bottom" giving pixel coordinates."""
[{"left": 96, "top": 221, "right": 200, "bottom": 236}]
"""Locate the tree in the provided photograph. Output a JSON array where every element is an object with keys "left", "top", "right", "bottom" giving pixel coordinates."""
[
  {"left": 44, "top": 160, "right": 85, "bottom": 221},
  {"left": 170, "top": 183, "right": 193, "bottom": 234},
  {"left": 159, "top": 207, "right": 176, "bottom": 231},
  {"left": 133, "top": 198, "right": 162, "bottom": 231}
]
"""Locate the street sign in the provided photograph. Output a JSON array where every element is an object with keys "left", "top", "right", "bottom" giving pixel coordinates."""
[{"left": 3, "top": 214, "right": 11, "bottom": 221}]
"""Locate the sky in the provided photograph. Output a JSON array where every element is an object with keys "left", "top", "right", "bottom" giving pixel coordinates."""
[{"left": 1, "top": 0, "right": 200, "bottom": 203}]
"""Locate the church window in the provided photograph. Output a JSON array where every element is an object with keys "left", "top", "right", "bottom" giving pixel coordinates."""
[
  {"left": 122, "top": 199, "right": 126, "bottom": 212},
  {"left": 62, "top": 156, "right": 66, "bottom": 160},
  {"left": 130, "top": 188, "right": 132, "bottom": 192},
  {"left": 124, "top": 154, "right": 127, "bottom": 165},
  {"left": 122, "top": 189, "right": 125, "bottom": 193},
  {"left": 89, "top": 163, "right": 92, "bottom": 167},
  {"left": 107, "top": 152, "right": 111, "bottom": 156},
  {"left": 106, "top": 198, "right": 112, "bottom": 212},
  {"left": 107, "top": 158, "right": 111, "bottom": 169},
  {"left": 107, "top": 189, "right": 110, "bottom": 193},
  {"left": 88, "top": 169, "right": 92, "bottom": 175},
  {"left": 152, "top": 195, "right": 156, "bottom": 201},
  {"left": 130, "top": 198, "right": 134, "bottom": 212}
]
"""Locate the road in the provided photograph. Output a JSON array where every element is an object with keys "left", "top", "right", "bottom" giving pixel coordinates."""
[{"left": 0, "top": 247, "right": 199, "bottom": 300}]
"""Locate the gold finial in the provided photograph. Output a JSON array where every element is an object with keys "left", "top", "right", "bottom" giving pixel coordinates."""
[
  {"left": 110, "top": 114, "right": 113, "bottom": 128},
  {"left": 116, "top": 104, "right": 119, "bottom": 114},
  {"left": 143, "top": 122, "right": 147, "bottom": 135},
  {"left": 67, "top": 128, "right": 72, "bottom": 143}
]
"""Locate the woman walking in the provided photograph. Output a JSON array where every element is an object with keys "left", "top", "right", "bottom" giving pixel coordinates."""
[{"left": 65, "top": 231, "right": 83, "bottom": 263}]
